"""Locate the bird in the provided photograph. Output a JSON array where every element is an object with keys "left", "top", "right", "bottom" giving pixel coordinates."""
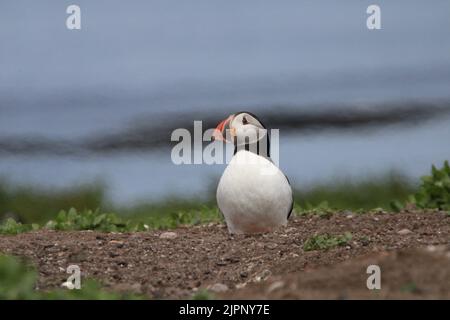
[{"left": 213, "top": 111, "right": 293, "bottom": 234}]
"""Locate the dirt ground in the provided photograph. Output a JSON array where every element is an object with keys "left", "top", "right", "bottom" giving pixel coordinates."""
[{"left": 0, "top": 210, "right": 449, "bottom": 299}]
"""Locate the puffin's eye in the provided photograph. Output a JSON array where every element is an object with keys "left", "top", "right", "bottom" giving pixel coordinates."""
[{"left": 242, "top": 116, "right": 249, "bottom": 125}]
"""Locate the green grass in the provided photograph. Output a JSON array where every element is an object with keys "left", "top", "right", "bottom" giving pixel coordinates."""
[
  {"left": 0, "top": 254, "right": 143, "bottom": 299},
  {"left": 0, "top": 179, "right": 105, "bottom": 224},
  {"left": 125, "top": 204, "right": 223, "bottom": 230},
  {"left": 0, "top": 206, "right": 223, "bottom": 235},
  {"left": 293, "top": 201, "right": 334, "bottom": 218},
  {"left": 0, "top": 172, "right": 417, "bottom": 226},
  {"left": 2, "top": 166, "right": 449, "bottom": 235},
  {"left": 293, "top": 172, "right": 416, "bottom": 211},
  {"left": 191, "top": 289, "right": 215, "bottom": 300},
  {"left": 400, "top": 282, "right": 420, "bottom": 294},
  {"left": 303, "top": 232, "right": 353, "bottom": 251},
  {"left": 44, "top": 208, "right": 148, "bottom": 232}
]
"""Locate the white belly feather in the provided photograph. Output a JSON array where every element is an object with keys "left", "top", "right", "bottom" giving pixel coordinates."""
[{"left": 216, "top": 150, "right": 293, "bottom": 234}]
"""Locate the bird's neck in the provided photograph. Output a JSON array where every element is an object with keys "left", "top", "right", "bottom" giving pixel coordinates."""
[{"left": 233, "top": 135, "right": 270, "bottom": 159}]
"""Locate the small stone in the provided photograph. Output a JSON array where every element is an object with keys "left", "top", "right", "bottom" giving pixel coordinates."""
[
  {"left": 209, "top": 283, "right": 228, "bottom": 293},
  {"left": 397, "top": 229, "right": 413, "bottom": 235},
  {"left": 425, "top": 245, "right": 446, "bottom": 253},
  {"left": 109, "top": 240, "right": 124, "bottom": 248},
  {"left": 159, "top": 232, "right": 178, "bottom": 239},
  {"left": 235, "top": 283, "right": 247, "bottom": 289},
  {"left": 254, "top": 270, "right": 270, "bottom": 283},
  {"left": 266, "top": 281, "right": 285, "bottom": 293},
  {"left": 225, "top": 256, "right": 240, "bottom": 263}
]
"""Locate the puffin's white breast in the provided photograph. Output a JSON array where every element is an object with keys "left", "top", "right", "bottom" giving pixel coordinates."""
[{"left": 216, "top": 150, "right": 293, "bottom": 234}]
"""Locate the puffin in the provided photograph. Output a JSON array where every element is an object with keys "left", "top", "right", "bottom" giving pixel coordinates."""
[{"left": 213, "top": 111, "right": 293, "bottom": 234}]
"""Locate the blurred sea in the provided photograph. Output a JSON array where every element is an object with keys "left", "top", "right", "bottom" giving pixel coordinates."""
[{"left": 1, "top": 0, "right": 450, "bottom": 203}]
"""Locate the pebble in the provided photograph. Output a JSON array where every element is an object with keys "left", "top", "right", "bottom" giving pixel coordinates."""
[
  {"left": 235, "top": 283, "right": 247, "bottom": 289},
  {"left": 266, "top": 281, "right": 285, "bottom": 293},
  {"left": 397, "top": 229, "right": 413, "bottom": 235},
  {"left": 239, "top": 271, "right": 248, "bottom": 278},
  {"left": 159, "top": 232, "right": 178, "bottom": 239},
  {"left": 216, "top": 260, "right": 227, "bottom": 266},
  {"left": 260, "top": 269, "right": 271, "bottom": 280},
  {"left": 109, "top": 240, "right": 124, "bottom": 248},
  {"left": 109, "top": 252, "right": 119, "bottom": 258},
  {"left": 426, "top": 245, "right": 446, "bottom": 253},
  {"left": 209, "top": 283, "right": 228, "bottom": 293}
]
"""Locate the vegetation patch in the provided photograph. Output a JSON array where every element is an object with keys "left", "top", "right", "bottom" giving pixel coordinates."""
[
  {"left": 44, "top": 208, "right": 148, "bottom": 232},
  {"left": 294, "top": 201, "right": 334, "bottom": 218},
  {"left": 294, "top": 173, "right": 415, "bottom": 211},
  {"left": 0, "top": 206, "right": 222, "bottom": 235},
  {"left": 1, "top": 164, "right": 449, "bottom": 235},
  {"left": 409, "top": 161, "right": 450, "bottom": 211},
  {"left": 303, "top": 232, "right": 352, "bottom": 251},
  {"left": 0, "top": 218, "right": 39, "bottom": 235},
  {"left": 191, "top": 289, "right": 215, "bottom": 300}
]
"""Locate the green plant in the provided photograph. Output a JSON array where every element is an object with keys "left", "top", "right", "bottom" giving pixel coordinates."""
[
  {"left": 409, "top": 161, "right": 450, "bottom": 211},
  {"left": 191, "top": 289, "right": 214, "bottom": 300},
  {"left": 303, "top": 232, "right": 352, "bottom": 251},
  {"left": 400, "top": 282, "right": 420, "bottom": 294},
  {"left": 140, "top": 206, "right": 222, "bottom": 230},
  {"left": 45, "top": 208, "right": 148, "bottom": 232},
  {"left": 0, "top": 254, "right": 143, "bottom": 299},
  {"left": 0, "top": 205, "right": 223, "bottom": 235},
  {"left": 0, "top": 218, "right": 39, "bottom": 235},
  {"left": 294, "top": 201, "right": 334, "bottom": 218},
  {"left": 0, "top": 255, "right": 38, "bottom": 299}
]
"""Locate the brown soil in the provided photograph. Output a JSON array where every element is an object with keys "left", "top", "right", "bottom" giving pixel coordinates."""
[{"left": 0, "top": 210, "right": 449, "bottom": 299}]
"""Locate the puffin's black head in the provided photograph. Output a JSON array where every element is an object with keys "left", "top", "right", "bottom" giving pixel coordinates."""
[{"left": 212, "top": 111, "right": 270, "bottom": 156}]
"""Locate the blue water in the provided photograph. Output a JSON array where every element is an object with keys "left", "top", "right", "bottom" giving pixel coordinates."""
[{"left": 1, "top": 1, "right": 450, "bottom": 203}]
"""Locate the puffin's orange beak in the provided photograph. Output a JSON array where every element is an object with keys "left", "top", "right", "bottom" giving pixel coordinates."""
[{"left": 212, "top": 115, "right": 233, "bottom": 142}]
